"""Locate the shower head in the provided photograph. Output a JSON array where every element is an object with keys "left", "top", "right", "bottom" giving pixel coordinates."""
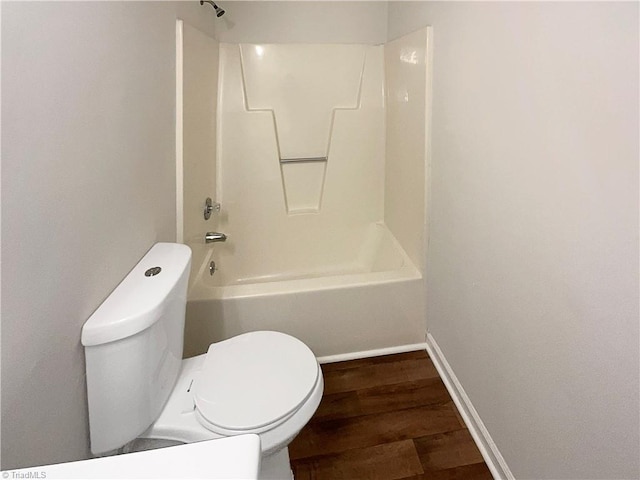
[{"left": 200, "top": 0, "right": 225, "bottom": 17}]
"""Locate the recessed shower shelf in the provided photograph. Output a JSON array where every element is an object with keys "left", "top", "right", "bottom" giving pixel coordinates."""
[{"left": 279, "top": 157, "right": 327, "bottom": 214}]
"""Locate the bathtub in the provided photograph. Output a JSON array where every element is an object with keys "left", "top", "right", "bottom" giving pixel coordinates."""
[{"left": 183, "top": 223, "right": 426, "bottom": 359}]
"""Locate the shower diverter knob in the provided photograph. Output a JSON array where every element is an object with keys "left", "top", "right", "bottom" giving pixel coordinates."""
[{"left": 204, "top": 197, "right": 221, "bottom": 220}]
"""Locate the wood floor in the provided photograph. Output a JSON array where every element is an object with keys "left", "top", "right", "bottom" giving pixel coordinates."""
[{"left": 289, "top": 350, "right": 494, "bottom": 480}]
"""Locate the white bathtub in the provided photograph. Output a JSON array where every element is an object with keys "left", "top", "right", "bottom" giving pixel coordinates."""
[{"left": 183, "top": 223, "right": 426, "bottom": 358}]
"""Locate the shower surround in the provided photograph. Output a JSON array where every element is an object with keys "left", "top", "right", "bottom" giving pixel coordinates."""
[{"left": 182, "top": 29, "right": 430, "bottom": 358}]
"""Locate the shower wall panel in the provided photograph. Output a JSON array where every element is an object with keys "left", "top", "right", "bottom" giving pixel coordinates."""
[
  {"left": 384, "top": 29, "right": 430, "bottom": 272},
  {"left": 216, "top": 43, "right": 385, "bottom": 283},
  {"left": 240, "top": 44, "right": 365, "bottom": 160},
  {"left": 180, "top": 22, "right": 219, "bottom": 275}
]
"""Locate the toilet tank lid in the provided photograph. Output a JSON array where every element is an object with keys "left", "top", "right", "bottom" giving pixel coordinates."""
[{"left": 81, "top": 243, "right": 192, "bottom": 347}]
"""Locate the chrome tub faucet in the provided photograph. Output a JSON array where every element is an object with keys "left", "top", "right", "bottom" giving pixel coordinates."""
[{"left": 205, "top": 232, "right": 227, "bottom": 243}]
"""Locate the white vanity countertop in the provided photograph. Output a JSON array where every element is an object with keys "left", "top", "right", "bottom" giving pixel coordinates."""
[{"left": 2, "top": 435, "right": 261, "bottom": 479}]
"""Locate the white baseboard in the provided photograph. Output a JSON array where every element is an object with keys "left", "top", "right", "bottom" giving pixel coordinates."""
[
  {"left": 425, "top": 333, "right": 514, "bottom": 480},
  {"left": 317, "top": 342, "right": 428, "bottom": 364}
]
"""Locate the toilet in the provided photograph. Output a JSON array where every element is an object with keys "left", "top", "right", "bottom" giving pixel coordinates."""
[{"left": 81, "top": 243, "right": 323, "bottom": 479}]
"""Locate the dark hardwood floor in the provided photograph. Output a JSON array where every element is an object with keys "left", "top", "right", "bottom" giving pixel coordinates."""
[{"left": 289, "top": 350, "right": 494, "bottom": 480}]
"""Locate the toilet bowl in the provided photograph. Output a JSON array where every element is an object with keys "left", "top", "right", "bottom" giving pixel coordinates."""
[
  {"left": 81, "top": 243, "right": 323, "bottom": 480},
  {"left": 132, "top": 331, "right": 324, "bottom": 479},
  {"left": 140, "top": 331, "right": 323, "bottom": 455}
]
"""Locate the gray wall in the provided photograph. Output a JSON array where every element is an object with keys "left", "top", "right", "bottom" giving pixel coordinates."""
[
  {"left": 214, "top": 1, "right": 388, "bottom": 44},
  {"left": 389, "top": 2, "right": 639, "bottom": 479},
  {"left": 1, "top": 1, "right": 216, "bottom": 469}
]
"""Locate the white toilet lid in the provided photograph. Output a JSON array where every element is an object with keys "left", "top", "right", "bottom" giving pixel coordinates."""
[{"left": 193, "top": 331, "right": 319, "bottom": 433}]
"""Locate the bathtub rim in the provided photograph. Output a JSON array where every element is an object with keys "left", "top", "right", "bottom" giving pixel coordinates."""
[{"left": 188, "top": 261, "right": 421, "bottom": 301}]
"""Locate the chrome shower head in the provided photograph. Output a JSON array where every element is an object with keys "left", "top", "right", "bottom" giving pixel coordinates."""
[{"left": 200, "top": 0, "right": 225, "bottom": 17}]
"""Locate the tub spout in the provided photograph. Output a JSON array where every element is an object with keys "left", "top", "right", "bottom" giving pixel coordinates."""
[{"left": 205, "top": 232, "right": 227, "bottom": 243}]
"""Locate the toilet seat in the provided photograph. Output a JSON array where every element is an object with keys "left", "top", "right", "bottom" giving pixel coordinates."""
[{"left": 193, "top": 331, "right": 319, "bottom": 435}]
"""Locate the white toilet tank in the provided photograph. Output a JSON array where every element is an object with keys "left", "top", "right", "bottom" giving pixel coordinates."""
[{"left": 81, "top": 243, "right": 192, "bottom": 455}]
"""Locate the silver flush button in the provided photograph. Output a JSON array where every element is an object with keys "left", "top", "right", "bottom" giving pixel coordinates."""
[{"left": 144, "top": 267, "right": 162, "bottom": 277}]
